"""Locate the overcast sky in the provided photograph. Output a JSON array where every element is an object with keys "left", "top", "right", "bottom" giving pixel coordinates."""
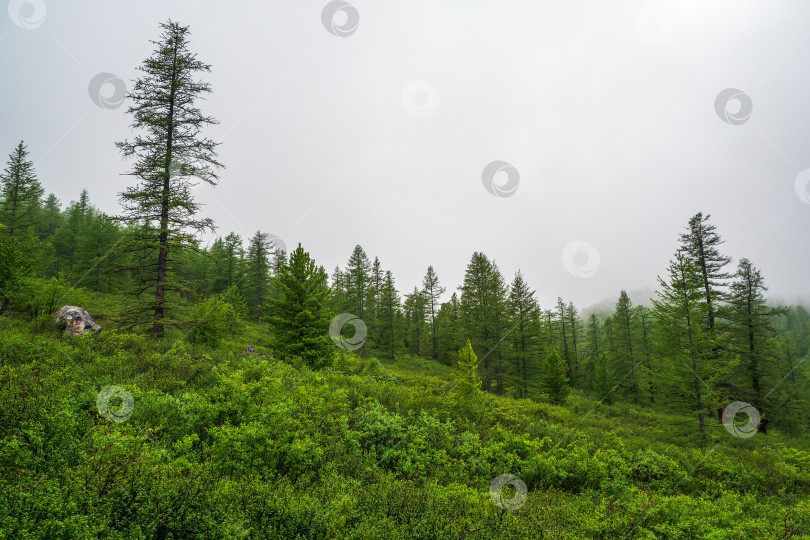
[{"left": 1, "top": 0, "right": 808, "bottom": 310}]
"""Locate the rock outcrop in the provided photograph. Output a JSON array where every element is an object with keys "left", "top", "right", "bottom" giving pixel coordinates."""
[{"left": 54, "top": 306, "right": 102, "bottom": 336}]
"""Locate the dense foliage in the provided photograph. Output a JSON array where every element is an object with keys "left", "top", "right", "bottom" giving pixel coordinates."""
[{"left": 1, "top": 19, "right": 809, "bottom": 538}]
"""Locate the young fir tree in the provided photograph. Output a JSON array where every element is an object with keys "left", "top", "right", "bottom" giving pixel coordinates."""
[
  {"left": 265, "top": 244, "right": 333, "bottom": 368},
  {"left": 653, "top": 251, "right": 713, "bottom": 446},
  {"left": 0, "top": 141, "right": 44, "bottom": 238},
  {"left": 455, "top": 339, "right": 483, "bottom": 400},
  {"left": 541, "top": 349, "right": 570, "bottom": 404},
  {"left": 722, "top": 258, "right": 786, "bottom": 434},
  {"left": 422, "top": 265, "right": 446, "bottom": 361},
  {"left": 115, "top": 20, "right": 222, "bottom": 336},
  {"left": 245, "top": 231, "right": 271, "bottom": 323}
]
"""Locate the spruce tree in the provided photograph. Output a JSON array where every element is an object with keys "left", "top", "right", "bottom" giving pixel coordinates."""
[
  {"left": 245, "top": 231, "right": 271, "bottom": 323},
  {"left": 115, "top": 20, "right": 222, "bottom": 336},
  {"left": 541, "top": 349, "right": 570, "bottom": 404},
  {"left": 0, "top": 141, "right": 44, "bottom": 238},
  {"left": 266, "top": 244, "right": 333, "bottom": 368},
  {"left": 460, "top": 252, "right": 507, "bottom": 393},
  {"left": 345, "top": 245, "right": 372, "bottom": 359}
]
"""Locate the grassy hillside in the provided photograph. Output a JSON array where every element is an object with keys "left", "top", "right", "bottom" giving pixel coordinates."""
[{"left": 1, "top": 313, "right": 809, "bottom": 539}]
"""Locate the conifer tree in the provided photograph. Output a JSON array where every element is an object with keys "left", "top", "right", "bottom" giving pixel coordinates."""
[
  {"left": 266, "top": 244, "right": 333, "bottom": 368},
  {"left": 436, "top": 292, "right": 463, "bottom": 365},
  {"left": 378, "top": 270, "right": 401, "bottom": 361},
  {"left": 636, "top": 305, "right": 656, "bottom": 405},
  {"left": 115, "top": 20, "right": 222, "bottom": 336},
  {"left": 245, "top": 231, "right": 271, "bottom": 323},
  {"left": 0, "top": 141, "right": 44, "bottom": 238},
  {"left": 584, "top": 313, "right": 603, "bottom": 392},
  {"left": 653, "top": 251, "right": 713, "bottom": 446},
  {"left": 613, "top": 291, "right": 640, "bottom": 405},
  {"left": 507, "top": 271, "right": 541, "bottom": 397},
  {"left": 594, "top": 351, "right": 617, "bottom": 405},
  {"left": 345, "top": 245, "right": 372, "bottom": 358},
  {"left": 541, "top": 349, "right": 570, "bottom": 404},
  {"left": 422, "top": 265, "right": 446, "bottom": 361},
  {"left": 556, "top": 298, "right": 572, "bottom": 377},
  {"left": 460, "top": 252, "right": 508, "bottom": 393},
  {"left": 455, "top": 339, "right": 483, "bottom": 400},
  {"left": 404, "top": 287, "right": 429, "bottom": 356},
  {"left": 723, "top": 258, "right": 786, "bottom": 433},
  {"left": 680, "top": 213, "right": 731, "bottom": 417}
]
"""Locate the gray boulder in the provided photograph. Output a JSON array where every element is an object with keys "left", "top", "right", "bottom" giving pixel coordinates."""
[{"left": 54, "top": 306, "right": 102, "bottom": 336}]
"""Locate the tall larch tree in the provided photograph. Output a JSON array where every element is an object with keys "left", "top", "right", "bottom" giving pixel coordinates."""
[
  {"left": 653, "top": 251, "right": 713, "bottom": 446},
  {"left": 507, "top": 271, "right": 541, "bottom": 397},
  {"left": 612, "top": 291, "right": 640, "bottom": 405},
  {"left": 115, "top": 20, "right": 222, "bottom": 337},
  {"left": 378, "top": 270, "right": 402, "bottom": 361},
  {"left": 680, "top": 213, "right": 731, "bottom": 418},
  {"left": 422, "top": 265, "right": 446, "bottom": 361},
  {"left": 723, "top": 258, "right": 785, "bottom": 434}
]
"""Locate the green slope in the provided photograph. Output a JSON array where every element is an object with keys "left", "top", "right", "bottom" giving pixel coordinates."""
[{"left": 1, "top": 316, "right": 809, "bottom": 539}]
